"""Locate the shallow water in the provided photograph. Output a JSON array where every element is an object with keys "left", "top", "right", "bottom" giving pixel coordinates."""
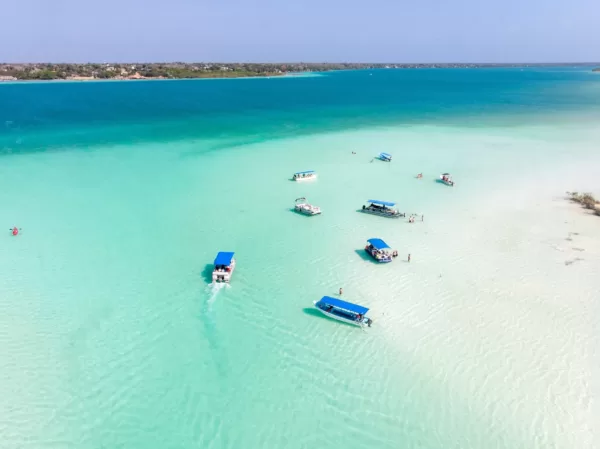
[{"left": 0, "top": 68, "right": 599, "bottom": 449}]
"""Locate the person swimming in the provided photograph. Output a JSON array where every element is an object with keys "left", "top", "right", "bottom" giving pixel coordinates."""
[{"left": 11, "top": 227, "right": 18, "bottom": 236}]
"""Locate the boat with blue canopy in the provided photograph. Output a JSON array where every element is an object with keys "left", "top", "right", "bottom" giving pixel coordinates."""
[
  {"left": 365, "top": 238, "right": 397, "bottom": 263},
  {"left": 292, "top": 170, "right": 317, "bottom": 181},
  {"left": 378, "top": 152, "right": 392, "bottom": 162},
  {"left": 360, "top": 199, "right": 405, "bottom": 218},
  {"left": 313, "top": 296, "right": 373, "bottom": 327},
  {"left": 212, "top": 251, "right": 236, "bottom": 283}
]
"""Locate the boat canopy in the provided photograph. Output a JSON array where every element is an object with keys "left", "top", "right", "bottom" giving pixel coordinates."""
[
  {"left": 317, "top": 296, "right": 369, "bottom": 315},
  {"left": 214, "top": 251, "right": 235, "bottom": 266},
  {"left": 379, "top": 152, "right": 392, "bottom": 158},
  {"left": 367, "top": 199, "right": 396, "bottom": 207},
  {"left": 294, "top": 170, "right": 315, "bottom": 175},
  {"left": 367, "top": 238, "right": 391, "bottom": 250},
  {"left": 442, "top": 173, "right": 450, "bottom": 176}
]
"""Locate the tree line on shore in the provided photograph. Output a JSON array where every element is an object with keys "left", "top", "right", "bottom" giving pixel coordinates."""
[{"left": 0, "top": 62, "right": 563, "bottom": 81}]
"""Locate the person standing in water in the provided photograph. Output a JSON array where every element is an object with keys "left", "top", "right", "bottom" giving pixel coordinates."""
[
  {"left": 408, "top": 254, "right": 411, "bottom": 263},
  {"left": 339, "top": 287, "right": 343, "bottom": 295}
]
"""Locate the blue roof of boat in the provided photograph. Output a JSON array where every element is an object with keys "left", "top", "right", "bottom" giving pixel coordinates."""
[
  {"left": 379, "top": 152, "right": 392, "bottom": 157},
  {"left": 367, "top": 199, "right": 396, "bottom": 207},
  {"left": 367, "top": 238, "right": 390, "bottom": 250},
  {"left": 214, "top": 252, "right": 235, "bottom": 266},
  {"left": 317, "top": 296, "right": 369, "bottom": 315},
  {"left": 294, "top": 170, "right": 315, "bottom": 175}
]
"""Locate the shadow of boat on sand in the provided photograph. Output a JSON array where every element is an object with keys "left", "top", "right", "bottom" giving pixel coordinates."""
[{"left": 354, "top": 248, "right": 384, "bottom": 264}]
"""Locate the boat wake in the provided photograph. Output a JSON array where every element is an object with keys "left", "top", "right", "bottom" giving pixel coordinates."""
[{"left": 206, "top": 282, "right": 230, "bottom": 309}]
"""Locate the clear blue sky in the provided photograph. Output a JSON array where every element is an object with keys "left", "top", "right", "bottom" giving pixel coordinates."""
[{"left": 2, "top": 0, "right": 598, "bottom": 62}]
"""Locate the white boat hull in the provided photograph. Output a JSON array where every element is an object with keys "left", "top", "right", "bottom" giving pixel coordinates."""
[
  {"left": 212, "top": 259, "right": 236, "bottom": 283},
  {"left": 439, "top": 175, "right": 455, "bottom": 186},
  {"left": 294, "top": 174, "right": 317, "bottom": 181},
  {"left": 360, "top": 208, "right": 403, "bottom": 218},
  {"left": 295, "top": 203, "right": 321, "bottom": 215}
]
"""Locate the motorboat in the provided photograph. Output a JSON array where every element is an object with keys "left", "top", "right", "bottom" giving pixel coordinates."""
[
  {"left": 365, "top": 238, "right": 396, "bottom": 263},
  {"left": 212, "top": 251, "right": 236, "bottom": 283},
  {"left": 438, "top": 173, "right": 455, "bottom": 186},
  {"left": 313, "top": 296, "right": 373, "bottom": 327},
  {"left": 378, "top": 152, "right": 392, "bottom": 162},
  {"left": 360, "top": 200, "right": 405, "bottom": 218},
  {"left": 294, "top": 197, "right": 321, "bottom": 216},
  {"left": 292, "top": 170, "right": 317, "bottom": 181}
]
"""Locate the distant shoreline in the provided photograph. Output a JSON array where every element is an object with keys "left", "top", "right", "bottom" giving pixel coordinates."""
[
  {"left": 0, "top": 73, "right": 287, "bottom": 84},
  {"left": 0, "top": 71, "right": 285, "bottom": 83},
  {"left": 2, "top": 62, "right": 599, "bottom": 83}
]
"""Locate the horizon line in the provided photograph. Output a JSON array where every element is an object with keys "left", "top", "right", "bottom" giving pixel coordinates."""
[{"left": 2, "top": 61, "right": 599, "bottom": 65}]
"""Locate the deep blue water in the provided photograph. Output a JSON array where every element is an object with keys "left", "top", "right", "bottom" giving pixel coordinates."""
[{"left": 0, "top": 67, "right": 599, "bottom": 154}]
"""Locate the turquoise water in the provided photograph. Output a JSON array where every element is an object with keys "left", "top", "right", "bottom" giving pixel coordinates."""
[{"left": 1, "top": 68, "right": 599, "bottom": 449}]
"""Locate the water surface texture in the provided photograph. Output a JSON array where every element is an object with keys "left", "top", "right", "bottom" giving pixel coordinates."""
[{"left": 1, "top": 68, "right": 599, "bottom": 449}]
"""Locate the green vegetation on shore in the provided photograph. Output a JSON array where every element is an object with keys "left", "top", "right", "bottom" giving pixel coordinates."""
[
  {"left": 1, "top": 62, "right": 590, "bottom": 82},
  {"left": 0, "top": 63, "right": 287, "bottom": 81},
  {"left": 567, "top": 192, "right": 600, "bottom": 216}
]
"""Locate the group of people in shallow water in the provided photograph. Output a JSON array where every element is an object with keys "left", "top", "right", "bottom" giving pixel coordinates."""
[{"left": 408, "top": 214, "right": 424, "bottom": 223}]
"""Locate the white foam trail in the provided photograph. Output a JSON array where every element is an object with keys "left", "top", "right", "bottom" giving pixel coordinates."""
[{"left": 206, "top": 282, "right": 229, "bottom": 309}]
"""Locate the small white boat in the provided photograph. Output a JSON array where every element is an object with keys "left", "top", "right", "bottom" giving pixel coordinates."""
[
  {"left": 294, "top": 197, "right": 321, "bottom": 216},
  {"left": 313, "top": 296, "right": 373, "bottom": 327},
  {"left": 212, "top": 251, "right": 236, "bottom": 283},
  {"left": 438, "top": 173, "right": 455, "bottom": 186},
  {"left": 292, "top": 170, "right": 317, "bottom": 181},
  {"left": 378, "top": 152, "right": 392, "bottom": 162},
  {"left": 360, "top": 200, "right": 405, "bottom": 218}
]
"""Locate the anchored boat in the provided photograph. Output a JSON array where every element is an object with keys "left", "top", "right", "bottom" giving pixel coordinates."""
[
  {"left": 294, "top": 197, "right": 321, "bottom": 216},
  {"left": 378, "top": 152, "right": 392, "bottom": 162},
  {"left": 212, "top": 251, "right": 236, "bottom": 283},
  {"left": 313, "top": 296, "right": 373, "bottom": 327},
  {"left": 365, "top": 238, "right": 396, "bottom": 263},
  {"left": 292, "top": 170, "right": 317, "bottom": 181},
  {"left": 360, "top": 199, "right": 405, "bottom": 218},
  {"left": 438, "top": 173, "right": 455, "bottom": 186}
]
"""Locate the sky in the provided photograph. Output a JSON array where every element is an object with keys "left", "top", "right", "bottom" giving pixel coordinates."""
[{"left": 2, "top": 0, "right": 598, "bottom": 63}]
